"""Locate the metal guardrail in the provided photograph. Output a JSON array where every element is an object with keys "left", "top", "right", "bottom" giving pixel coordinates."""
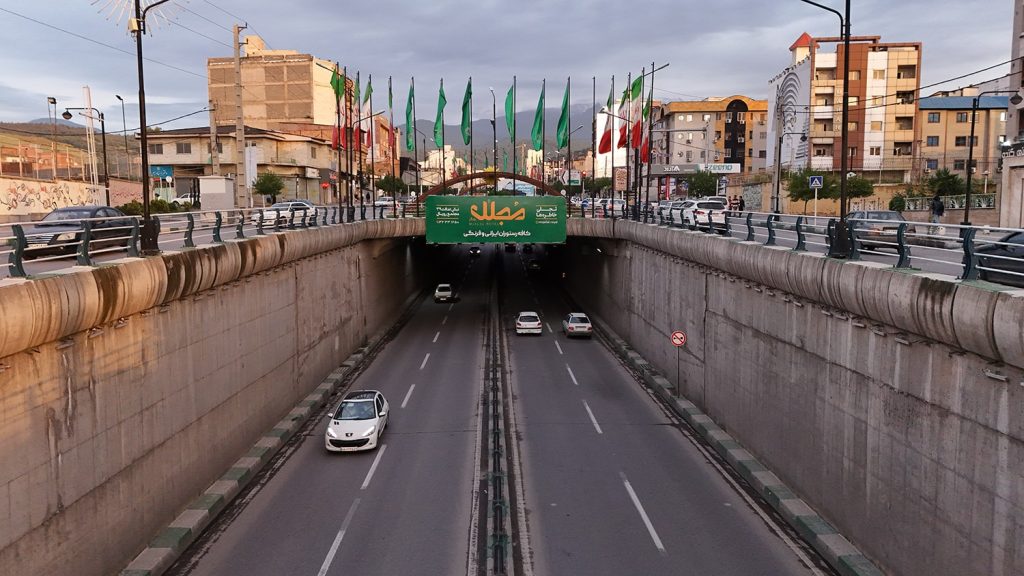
[
  {"left": 565, "top": 199, "right": 1024, "bottom": 290},
  {"left": 1, "top": 202, "right": 423, "bottom": 279}
]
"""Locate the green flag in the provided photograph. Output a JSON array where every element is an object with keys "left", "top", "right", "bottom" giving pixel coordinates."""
[
  {"left": 484, "top": 155, "right": 489, "bottom": 169},
  {"left": 354, "top": 75, "right": 361, "bottom": 108},
  {"left": 503, "top": 150, "right": 508, "bottom": 172},
  {"left": 460, "top": 78, "right": 472, "bottom": 145},
  {"left": 434, "top": 80, "right": 447, "bottom": 148},
  {"left": 330, "top": 68, "right": 344, "bottom": 99},
  {"left": 504, "top": 84, "right": 515, "bottom": 143},
  {"left": 556, "top": 78, "right": 570, "bottom": 149},
  {"left": 531, "top": 81, "right": 545, "bottom": 151},
  {"left": 364, "top": 78, "right": 373, "bottom": 105},
  {"left": 405, "top": 81, "right": 415, "bottom": 152}
]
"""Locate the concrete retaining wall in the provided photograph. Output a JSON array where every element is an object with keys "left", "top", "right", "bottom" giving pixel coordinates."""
[
  {"left": 562, "top": 219, "right": 1023, "bottom": 576},
  {"left": 0, "top": 219, "right": 427, "bottom": 576}
]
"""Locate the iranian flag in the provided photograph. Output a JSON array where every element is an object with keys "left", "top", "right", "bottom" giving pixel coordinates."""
[
  {"left": 615, "top": 82, "right": 630, "bottom": 149},
  {"left": 361, "top": 79, "right": 374, "bottom": 149},
  {"left": 598, "top": 83, "right": 614, "bottom": 154},
  {"left": 640, "top": 83, "right": 653, "bottom": 163},
  {"left": 629, "top": 74, "right": 645, "bottom": 148}
]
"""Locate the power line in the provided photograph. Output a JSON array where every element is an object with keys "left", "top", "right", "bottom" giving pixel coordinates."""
[
  {"left": 0, "top": 7, "right": 206, "bottom": 79},
  {"left": 178, "top": 4, "right": 231, "bottom": 32},
  {"left": 200, "top": 0, "right": 271, "bottom": 49},
  {"left": 168, "top": 19, "right": 232, "bottom": 48}
]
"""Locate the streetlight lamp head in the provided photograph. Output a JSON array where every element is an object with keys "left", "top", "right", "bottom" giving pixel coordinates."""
[
  {"left": 1011, "top": 93, "right": 1023, "bottom": 106},
  {"left": 800, "top": 134, "right": 808, "bottom": 142},
  {"left": 47, "top": 97, "right": 57, "bottom": 105},
  {"left": 62, "top": 110, "right": 73, "bottom": 120},
  {"left": 116, "top": 94, "right": 123, "bottom": 102}
]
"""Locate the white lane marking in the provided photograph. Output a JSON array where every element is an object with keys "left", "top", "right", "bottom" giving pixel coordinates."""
[
  {"left": 433, "top": 331, "right": 441, "bottom": 343},
  {"left": 566, "top": 364, "right": 579, "bottom": 386},
  {"left": 361, "top": 444, "right": 388, "bottom": 490},
  {"left": 545, "top": 322, "right": 553, "bottom": 333},
  {"left": 620, "top": 472, "right": 666, "bottom": 555},
  {"left": 316, "top": 498, "right": 361, "bottom": 576},
  {"left": 448, "top": 303, "right": 454, "bottom": 312},
  {"left": 554, "top": 341, "right": 564, "bottom": 355},
  {"left": 401, "top": 384, "right": 416, "bottom": 408},
  {"left": 583, "top": 400, "right": 603, "bottom": 434},
  {"left": 420, "top": 353, "right": 431, "bottom": 370},
  {"left": 442, "top": 316, "right": 449, "bottom": 326}
]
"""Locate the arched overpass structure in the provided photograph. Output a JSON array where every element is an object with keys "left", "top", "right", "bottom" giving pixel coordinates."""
[{"left": 421, "top": 170, "right": 559, "bottom": 198}]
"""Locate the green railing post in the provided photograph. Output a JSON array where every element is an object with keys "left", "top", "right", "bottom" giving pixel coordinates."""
[
  {"left": 847, "top": 221, "right": 862, "bottom": 261},
  {"left": 76, "top": 220, "right": 93, "bottom": 266},
  {"left": 745, "top": 213, "right": 754, "bottom": 241},
  {"left": 127, "top": 219, "right": 141, "bottom": 257},
  {"left": 257, "top": 210, "right": 266, "bottom": 235},
  {"left": 794, "top": 217, "right": 807, "bottom": 252},
  {"left": 213, "top": 212, "right": 223, "bottom": 243},
  {"left": 235, "top": 210, "right": 245, "bottom": 239},
  {"left": 8, "top": 224, "right": 27, "bottom": 277},
  {"left": 895, "top": 222, "right": 912, "bottom": 268},
  {"left": 184, "top": 213, "right": 196, "bottom": 248},
  {"left": 961, "top": 227, "right": 979, "bottom": 280},
  {"left": 765, "top": 215, "right": 777, "bottom": 246}
]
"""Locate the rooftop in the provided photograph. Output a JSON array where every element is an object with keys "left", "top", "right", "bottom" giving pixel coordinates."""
[{"left": 917, "top": 96, "right": 1010, "bottom": 110}]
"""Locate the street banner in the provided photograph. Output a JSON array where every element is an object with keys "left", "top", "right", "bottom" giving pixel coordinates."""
[{"left": 426, "top": 196, "right": 566, "bottom": 244}]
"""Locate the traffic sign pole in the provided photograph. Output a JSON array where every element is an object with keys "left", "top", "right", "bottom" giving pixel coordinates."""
[{"left": 670, "top": 330, "right": 687, "bottom": 397}]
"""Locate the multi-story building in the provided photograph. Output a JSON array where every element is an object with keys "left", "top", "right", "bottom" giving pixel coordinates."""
[
  {"left": 207, "top": 36, "right": 399, "bottom": 180},
  {"left": 660, "top": 96, "right": 769, "bottom": 173},
  {"left": 917, "top": 89, "right": 1008, "bottom": 177},
  {"left": 769, "top": 32, "right": 922, "bottom": 181},
  {"left": 144, "top": 125, "right": 336, "bottom": 205},
  {"left": 1002, "top": 1, "right": 1024, "bottom": 227}
]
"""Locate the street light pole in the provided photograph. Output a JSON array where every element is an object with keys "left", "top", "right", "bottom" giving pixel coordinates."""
[
  {"left": 132, "top": 0, "right": 172, "bottom": 254},
  {"left": 489, "top": 87, "right": 497, "bottom": 178},
  {"left": 116, "top": 95, "right": 131, "bottom": 180},
  {"left": 772, "top": 131, "right": 806, "bottom": 213},
  {"left": 47, "top": 97, "right": 57, "bottom": 181},
  {"left": 65, "top": 107, "right": 110, "bottom": 206}
]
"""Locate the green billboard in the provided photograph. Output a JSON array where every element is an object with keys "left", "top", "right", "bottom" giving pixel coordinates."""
[{"left": 426, "top": 196, "right": 567, "bottom": 244}]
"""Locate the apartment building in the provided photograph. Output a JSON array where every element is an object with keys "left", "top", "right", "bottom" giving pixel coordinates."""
[
  {"left": 917, "top": 90, "right": 1008, "bottom": 177},
  {"left": 145, "top": 125, "right": 337, "bottom": 205},
  {"left": 769, "top": 32, "right": 922, "bottom": 181},
  {"left": 660, "top": 96, "right": 769, "bottom": 174}
]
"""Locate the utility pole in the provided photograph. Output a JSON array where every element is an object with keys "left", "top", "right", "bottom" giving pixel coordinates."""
[
  {"left": 209, "top": 100, "right": 220, "bottom": 175},
  {"left": 233, "top": 24, "right": 247, "bottom": 208}
]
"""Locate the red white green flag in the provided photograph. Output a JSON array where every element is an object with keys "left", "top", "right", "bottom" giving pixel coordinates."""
[
  {"left": 629, "top": 74, "right": 645, "bottom": 148},
  {"left": 598, "top": 82, "right": 615, "bottom": 154}
]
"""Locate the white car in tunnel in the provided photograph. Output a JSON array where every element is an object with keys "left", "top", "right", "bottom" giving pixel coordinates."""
[
  {"left": 434, "top": 283, "right": 454, "bottom": 303},
  {"left": 325, "top": 390, "right": 389, "bottom": 452},
  {"left": 561, "top": 313, "right": 593, "bottom": 338},
  {"left": 515, "top": 311, "right": 543, "bottom": 335}
]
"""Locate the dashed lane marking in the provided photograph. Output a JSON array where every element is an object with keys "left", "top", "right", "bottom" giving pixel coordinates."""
[
  {"left": 316, "top": 498, "right": 361, "bottom": 576},
  {"left": 401, "top": 384, "right": 416, "bottom": 408},
  {"left": 583, "top": 400, "right": 603, "bottom": 434},
  {"left": 566, "top": 364, "right": 579, "bottom": 386},
  {"left": 433, "top": 331, "right": 441, "bottom": 343},
  {"left": 621, "top": 472, "right": 666, "bottom": 555},
  {"left": 420, "top": 353, "right": 431, "bottom": 370},
  {"left": 360, "top": 444, "right": 387, "bottom": 490},
  {"left": 554, "top": 341, "right": 564, "bottom": 355}
]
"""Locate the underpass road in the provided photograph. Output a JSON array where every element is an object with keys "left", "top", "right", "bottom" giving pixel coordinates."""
[
  {"left": 502, "top": 247, "right": 825, "bottom": 576},
  {"left": 171, "top": 245, "right": 487, "bottom": 576}
]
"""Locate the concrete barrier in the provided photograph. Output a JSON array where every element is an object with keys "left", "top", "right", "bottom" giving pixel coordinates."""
[
  {"left": 561, "top": 219, "right": 1024, "bottom": 576},
  {"left": 0, "top": 220, "right": 426, "bottom": 576}
]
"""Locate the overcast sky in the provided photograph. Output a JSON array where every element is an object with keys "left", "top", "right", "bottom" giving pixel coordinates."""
[{"left": 0, "top": 0, "right": 1013, "bottom": 132}]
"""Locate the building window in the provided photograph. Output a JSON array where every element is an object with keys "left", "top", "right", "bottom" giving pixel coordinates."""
[
  {"left": 956, "top": 112, "right": 969, "bottom": 123},
  {"left": 176, "top": 142, "right": 191, "bottom": 154},
  {"left": 895, "top": 117, "right": 914, "bottom": 130},
  {"left": 686, "top": 132, "right": 693, "bottom": 142},
  {"left": 870, "top": 121, "right": 883, "bottom": 131},
  {"left": 847, "top": 96, "right": 858, "bottom": 107},
  {"left": 926, "top": 159, "right": 938, "bottom": 170},
  {"left": 872, "top": 69, "right": 886, "bottom": 80},
  {"left": 149, "top": 143, "right": 163, "bottom": 155},
  {"left": 849, "top": 70, "right": 861, "bottom": 80},
  {"left": 954, "top": 159, "right": 966, "bottom": 170},
  {"left": 815, "top": 96, "right": 834, "bottom": 107},
  {"left": 737, "top": 112, "right": 746, "bottom": 123},
  {"left": 310, "top": 145, "right": 317, "bottom": 159},
  {"left": 759, "top": 150, "right": 767, "bottom": 158},
  {"left": 759, "top": 131, "right": 767, "bottom": 139},
  {"left": 686, "top": 114, "right": 693, "bottom": 122},
  {"left": 703, "top": 114, "right": 711, "bottom": 122},
  {"left": 926, "top": 136, "right": 939, "bottom": 147},
  {"left": 869, "top": 146, "right": 881, "bottom": 156},
  {"left": 893, "top": 143, "right": 912, "bottom": 156},
  {"left": 749, "top": 130, "right": 754, "bottom": 139},
  {"left": 725, "top": 112, "right": 733, "bottom": 122},
  {"left": 813, "top": 145, "right": 832, "bottom": 157},
  {"left": 955, "top": 136, "right": 977, "bottom": 147},
  {"left": 748, "top": 148, "right": 753, "bottom": 157},
  {"left": 872, "top": 96, "right": 884, "bottom": 106},
  {"left": 686, "top": 151, "right": 693, "bottom": 162},
  {"left": 895, "top": 91, "right": 915, "bottom": 104},
  {"left": 848, "top": 147, "right": 858, "bottom": 157},
  {"left": 848, "top": 121, "right": 859, "bottom": 131},
  {"left": 927, "top": 112, "right": 940, "bottom": 123},
  {"left": 206, "top": 142, "right": 223, "bottom": 154},
  {"left": 714, "top": 131, "right": 721, "bottom": 141},
  {"left": 1001, "top": 111, "right": 1007, "bottom": 122},
  {"left": 896, "top": 65, "right": 917, "bottom": 79}
]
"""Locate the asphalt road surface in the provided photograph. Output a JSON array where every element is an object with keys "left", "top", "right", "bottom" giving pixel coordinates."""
[
  {"left": 169, "top": 245, "right": 486, "bottom": 576},
  {"left": 501, "top": 247, "right": 826, "bottom": 575},
  {"left": 163, "top": 243, "right": 834, "bottom": 576}
]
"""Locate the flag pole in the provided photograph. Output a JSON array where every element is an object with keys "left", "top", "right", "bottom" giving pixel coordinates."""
[
  {"left": 389, "top": 75, "right": 398, "bottom": 216},
  {"left": 413, "top": 77, "right": 420, "bottom": 201},
  {"left": 345, "top": 66, "right": 354, "bottom": 221},
  {"left": 368, "top": 73, "right": 375, "bottom": 215},
  {"left": 645, "top": 61, "right": 656, "bottom": 222},
  {"left": 512, "top": 75, "right": 517, "bottom": 195},
  {"left": 541, "top": 78, "right": 546, "bottom": 187},
  {"left": 635, "top": 66, "right": 645, "bottom": 220},
  {"left": 335, "top": 62, "right": 343, "bottom": 217},
  {"left": 567, "top": 76, "right": 571, "bottom": 195},
  {"left": 592, "top": 75, "right": 597, "bottom": 217},
  {"left": 356, "top": 71, "right": 364, "bottom": 219},
  {"left": 469, "top": 76, "right": 474, "bottom": 177}
]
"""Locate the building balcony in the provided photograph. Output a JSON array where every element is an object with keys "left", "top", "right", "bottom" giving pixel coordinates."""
[
  {"left": 810, "top": 156, "right": 835, "bottom": 170},
  {"left": 813, "top": 106, "right": 836, "bottom": 120}
]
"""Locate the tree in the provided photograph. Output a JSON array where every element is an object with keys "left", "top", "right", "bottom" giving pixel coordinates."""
[
  {"left": 375, "top": 174, "right": 408, "bottom": 196},
  {"left": 589, "top": 177, "right": 612, "bottom": 194},
  {"left": 927, "top": 168, "right": 964, "bottom": 196},
  {"left": 686, "top": 170, "right": 719, "bottom": 197},
  {"left": 889, "top": 194, "right": 906, "bottom": 212},
  {"left": 787, "top": 168, "right": 837, "bottom": 213},
  {"left": 253, "top": 172, "right": 284, "bottom": 204},
  {"left": 846, "top": 175, "right": 874, "bottom": 200}
]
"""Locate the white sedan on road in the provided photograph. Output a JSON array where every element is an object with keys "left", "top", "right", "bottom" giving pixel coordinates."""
[
  {"left": 515, "top": 311, "right": 543, "bottom": 335},
  {"left": 250, "top": 200, "right": 316, "bottom": 225},
  {"left": 434, "top": 283, "right": 454, "bottom": 303},
  {"left": 561, "top": 313, "right": 593, "bottom": 338},
  {"left": 325, "top": 390, "right": 389, "bottom": 452}
]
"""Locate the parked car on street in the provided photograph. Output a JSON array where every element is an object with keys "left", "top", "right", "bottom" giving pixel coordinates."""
[
  {"left": 976, "top": 231, "right": 1024, "bottom": 287},
  {"left": 324, "top": 390, "right": 389, "bottom": 452},
  {"left": 847, "top": 210, "right": 917, "bottom": 250},
  {"left": 374, "top": 196, "right": 395, "bottom": 207},
  {"left": 434, "top": 283, "right": 454, "bottom": 303},
  {"left": 561, "top": 312, "right": 593, "bottom": 338},
  {"left": 515, "top": 311, "right": 543, "bottom": 335},
  {"left": 668, "top": 200, "right": 726, "bottom": 231},
  {"left": 24, "top": 206, "right": 134, "bottom": 258}
]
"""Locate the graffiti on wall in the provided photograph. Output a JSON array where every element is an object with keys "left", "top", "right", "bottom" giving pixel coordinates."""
[{"left": 0, "top": 178, "right": 101, "bottom": 217}]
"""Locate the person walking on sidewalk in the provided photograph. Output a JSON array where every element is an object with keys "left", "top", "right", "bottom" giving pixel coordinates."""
[{"left": 929, "top": 193, "right": 945, "bottom": 235}]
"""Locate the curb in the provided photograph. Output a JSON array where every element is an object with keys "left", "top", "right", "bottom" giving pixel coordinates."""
[
  {"left": 590, "top": 316, "right": 884, "bottom": 576},
  {"left": 120, "top": 290, "right": 425, "bottom": 576}
]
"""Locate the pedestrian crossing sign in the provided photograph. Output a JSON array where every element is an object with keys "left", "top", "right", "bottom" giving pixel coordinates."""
[{"left": 808, "top": 175, "right": 824, "bottom": 189}]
